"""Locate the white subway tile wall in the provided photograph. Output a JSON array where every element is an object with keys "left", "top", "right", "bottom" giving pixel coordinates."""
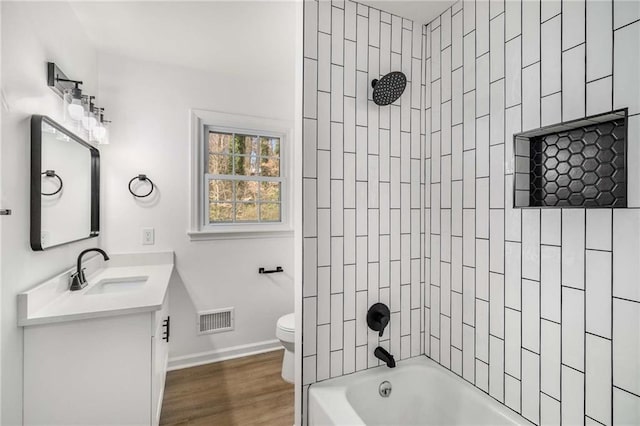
[
  {"left": 304, "top": 0, "right": 640, "bottom": 424},
  {"left": 302, "top": 0, "right": 426, "bottom": 395},
  {"left": 424, "top": 0, "right": 640, "bottom": 424}
]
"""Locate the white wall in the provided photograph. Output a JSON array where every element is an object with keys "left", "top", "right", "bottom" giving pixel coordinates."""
[
  {"left": 0, "top": 2, "right": 99, "bottom": 424},
  {"left": 425, "top": 0, "right": 640, "bottom": 424},
  {"left": 97, "top": 48, "right": 296, "bottom": 363}
]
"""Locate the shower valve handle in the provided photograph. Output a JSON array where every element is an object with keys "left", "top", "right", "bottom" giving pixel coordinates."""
[
  {"left": 367, "top": 303, "right": 391, "bottom": 338},
  {"left": 377, "top": 316, "right": 389, "bottom": 337}
]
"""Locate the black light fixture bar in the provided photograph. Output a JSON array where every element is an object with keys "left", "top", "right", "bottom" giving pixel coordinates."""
[
  {"left": 47, "top": 62, "right": 83, "bottom": 98},
  {"left": 46, "top": 61, "right": 111, "bottom": 144}
]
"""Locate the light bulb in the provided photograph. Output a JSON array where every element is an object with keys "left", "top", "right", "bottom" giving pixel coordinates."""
[
  {"left": 82, "top": 114, "right": 97, "bottom": 131},
  {"left": 68, "top": 99, "right": 84, "bottom": 121},
  {"left": 62, "top": 90, "right": 73, "bottom": 124},
  {"left": 98, "top": 126, "right": 110, "bottom": 145},
  {"left": 93, "top": 124, "right": 106, "bottom": 140}
]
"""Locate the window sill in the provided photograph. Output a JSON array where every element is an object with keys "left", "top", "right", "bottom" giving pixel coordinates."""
[{"left": 187, "top": 227, "right": 294, "bottom": 241}]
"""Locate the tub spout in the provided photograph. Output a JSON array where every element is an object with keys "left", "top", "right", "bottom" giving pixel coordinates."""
[{"left": 374, "top": 346, "right": 396, "bottom": 368}]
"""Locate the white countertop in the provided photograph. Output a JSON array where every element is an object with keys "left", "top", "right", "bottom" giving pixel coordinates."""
[{"left": 18, "top": 252, "right": 174, "bottom": 327}]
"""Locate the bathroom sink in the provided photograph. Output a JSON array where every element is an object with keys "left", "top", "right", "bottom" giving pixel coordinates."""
[{"left": 84, "top": 276, "right": 149, "bottom": 295}]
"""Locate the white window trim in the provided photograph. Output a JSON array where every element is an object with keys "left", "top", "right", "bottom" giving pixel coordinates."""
[{"left": 188, "top": 109, "right": 294, "bottom": 240}]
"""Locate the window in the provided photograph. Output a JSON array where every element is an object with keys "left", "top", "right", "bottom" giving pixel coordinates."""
[
  {"left": 206, "top": 128, "right": 283, "bottom": 223},
  {"left": 189, "top": 109, "right": 291, "bottom": 238}
]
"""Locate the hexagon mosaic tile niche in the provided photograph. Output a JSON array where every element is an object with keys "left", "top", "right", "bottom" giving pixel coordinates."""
[{"left": 514, "top": 109, "right": 628, "bottom": 208}]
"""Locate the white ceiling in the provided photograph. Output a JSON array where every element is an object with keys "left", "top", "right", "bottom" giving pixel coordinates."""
[
  {"left": 68, "top": 0, "right": 451, "bottom": 83},
  {"left": 68, "top": 1, "right": 297, "bottom": 83},
  {"left": 359, "top": 0, "right": 455, "bottom": 24}
]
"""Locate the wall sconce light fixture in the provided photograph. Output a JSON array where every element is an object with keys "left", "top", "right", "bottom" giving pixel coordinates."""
[
  {"left": 81, "top": 96, "right": 97, "bottom": 131},
  {"left": 64, "top": 83, "right": 85, "bottom": 122},
  {"left": 92, "top": 108, "right": 110, "bottom": 145},
  {"left": 47, "top": 62, "right": 111, "bottom": 144}
]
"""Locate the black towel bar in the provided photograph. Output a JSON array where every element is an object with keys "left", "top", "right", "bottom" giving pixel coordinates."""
[{"left": 259, "top": 266, "right": 284, "bottom": 274}]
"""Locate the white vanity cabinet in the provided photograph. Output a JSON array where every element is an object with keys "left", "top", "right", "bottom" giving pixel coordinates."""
[
  {"left": 24, "top": 294, "right": 170, "bottom": 426},
  {"left": 19, "top": 252, "right": 174, "bottom": 426}
]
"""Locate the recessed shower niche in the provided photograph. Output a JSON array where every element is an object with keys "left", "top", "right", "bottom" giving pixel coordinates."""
[{"left": 513, "top": 109, "right": 628, "bottom": 208}]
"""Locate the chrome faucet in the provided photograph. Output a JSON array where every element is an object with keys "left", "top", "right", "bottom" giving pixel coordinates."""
[{"left": 70, "top": 248, "right": 110, "bottom": 291}]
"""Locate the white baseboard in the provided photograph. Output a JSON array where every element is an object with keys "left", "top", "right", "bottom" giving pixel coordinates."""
[{"left": 167, "top": 339, "right": 283, "bottom": 371}]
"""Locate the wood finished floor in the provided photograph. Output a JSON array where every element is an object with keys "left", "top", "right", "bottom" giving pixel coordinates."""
[{"left": 159, "top": 350, "right": 294, "bottom": 426}]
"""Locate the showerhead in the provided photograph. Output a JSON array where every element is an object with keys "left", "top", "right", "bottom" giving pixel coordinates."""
[{"left": 371, "top": 71, "right": 407, "bottom": 106}]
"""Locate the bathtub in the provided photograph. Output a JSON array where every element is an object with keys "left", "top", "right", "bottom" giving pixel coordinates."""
[{"left": 308, "top": 356, "right": 527, "bottom": 425}]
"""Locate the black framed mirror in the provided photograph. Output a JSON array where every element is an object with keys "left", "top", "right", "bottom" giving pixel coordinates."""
[{"left": 30, "top": 115, "right": 100, "bottom": 251}]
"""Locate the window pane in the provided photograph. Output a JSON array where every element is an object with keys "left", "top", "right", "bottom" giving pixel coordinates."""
[
  {"left": 232, "top": 134, "right": 258, "bottom": 156},
  {"left": 259, "top": 137, "right": 280, "bottom": 157},
  {"left": 208, "top": 154, "right": 232, "bottom": 174},
  {"left": 233, "top": 155, "right": 259, "bottom": 176},
  {"left": 259, "top": 157, "right": 280, "bottom": 177},
  {"left": 260, "top": 181, "right": 280, "bottom": 201},
  {"left": 204, "top": 129, "right": 284, "bottom": 225},
  {"left": 235, "top": 180, "right": 258, "bottom": 202},
  {"left": 235, "top": 202, "right": 258, "bottom": 221},
  {"left": 260, "top": 203, "right": 281, "bottom": 222},
  {"left": 208, "top": 132, "right": 233, "bottom": 154},
  {"left": 209, "top": 202, "right": 233, "bottom": 223},
  {"left": 209, "top": 180, "right": 233, "bottom": 201}
]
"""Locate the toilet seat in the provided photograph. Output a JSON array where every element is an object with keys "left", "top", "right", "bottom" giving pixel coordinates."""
[
  {"left": 276, "top": 313, "right": 295, "bottom": 343},
  {"left": 277, "top": 313, "right": 295, "bottom": 332}
]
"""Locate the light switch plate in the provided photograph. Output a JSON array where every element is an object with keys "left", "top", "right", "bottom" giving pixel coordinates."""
[{"left": 142, "top": 228, "right": 155, "bottom": 245}]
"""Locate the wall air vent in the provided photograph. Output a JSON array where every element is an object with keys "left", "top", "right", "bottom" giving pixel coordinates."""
[{"left": 198, "top": 308, "right": 234, "bottom": 335}]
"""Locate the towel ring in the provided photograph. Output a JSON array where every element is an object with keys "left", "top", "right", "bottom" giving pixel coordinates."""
[
  {"left": 128, "top": 174, "right": 155, "bottom": 198},
  {"left": 41, "top": 170, "right": 63, "bottom": 196}
]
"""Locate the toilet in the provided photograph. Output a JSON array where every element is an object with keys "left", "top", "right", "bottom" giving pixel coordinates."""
[{"left": 276, "top": 313, "right": 295, "bottom": 383}]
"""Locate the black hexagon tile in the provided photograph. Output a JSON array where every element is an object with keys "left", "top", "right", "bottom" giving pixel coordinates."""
[{"left": 514, "top": 109, "right": 628, "bottom": 208}]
